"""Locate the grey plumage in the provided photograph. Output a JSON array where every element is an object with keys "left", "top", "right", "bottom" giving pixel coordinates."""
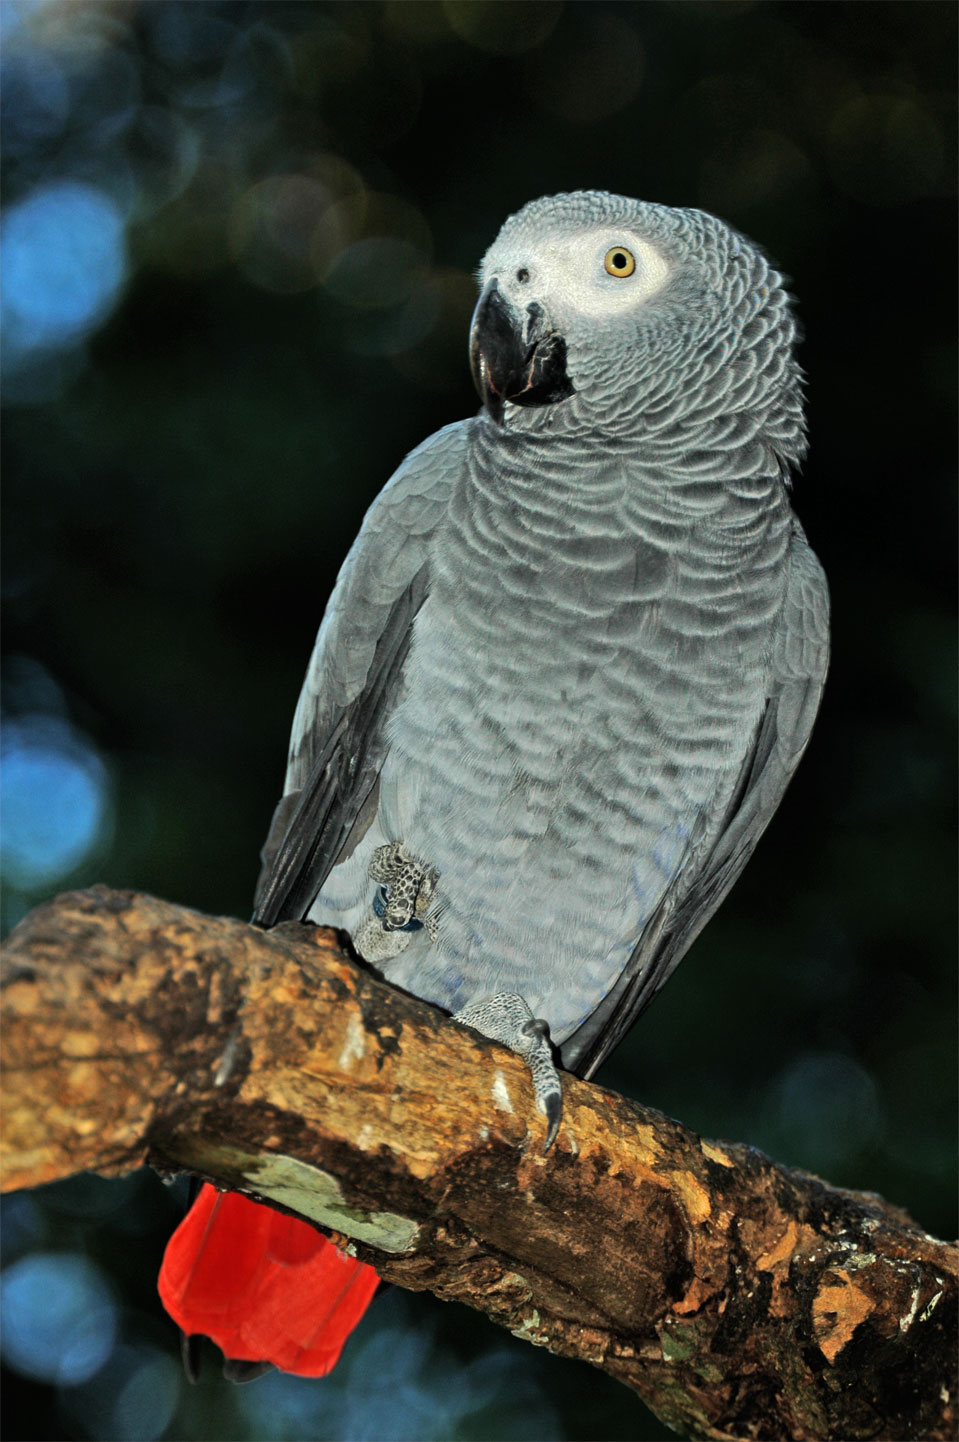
[{"left": 254, "top": 190, "right": 829, "bottom": 1104}]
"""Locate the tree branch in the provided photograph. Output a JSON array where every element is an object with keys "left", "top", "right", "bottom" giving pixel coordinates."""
[{"left": 1, "top": 886, "right": 955, "bottom": 1441}]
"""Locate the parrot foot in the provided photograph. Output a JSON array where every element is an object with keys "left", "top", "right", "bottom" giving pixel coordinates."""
[
  {"left": 454, "top": 994, "right": 563, "bottom": 1152},
  {"left": 354, "top": 842, "right": 439, "bottom": 963},
  {"left": 368, "top": 841, "right": 439, "bottom": 936}
]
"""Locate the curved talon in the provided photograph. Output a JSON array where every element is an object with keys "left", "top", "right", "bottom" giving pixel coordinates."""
[
  {"left": 454, "top": 993, "right": 563, "bottom": 1152},
  {"left": 542, "top": 1090, "right": 563, "bottom": 1153}
]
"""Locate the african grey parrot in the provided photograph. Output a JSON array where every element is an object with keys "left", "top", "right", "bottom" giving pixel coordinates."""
[
  {"left": 253, "top": 188, "right": 830, "bottom": 1140},
  {"left": 160, "top": 191, "right": 829, "bottom": 1378}
]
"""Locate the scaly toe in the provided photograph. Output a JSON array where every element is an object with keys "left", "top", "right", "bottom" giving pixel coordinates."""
[{"left": 454, "top": 993, "right": 563, "bottom": 1152}]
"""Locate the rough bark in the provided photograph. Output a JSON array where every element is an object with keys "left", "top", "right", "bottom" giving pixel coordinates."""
[{"left": 1, "top": 886, "right": 955, "bottom": 1442}]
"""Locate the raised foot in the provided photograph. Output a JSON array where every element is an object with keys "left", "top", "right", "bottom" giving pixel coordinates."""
[
  {"left": 454, "top": 993, "right": 563, "bottom": 1151},
  {"left": 368, "top": 841, "right": 438, "bottom": 934},
  {"left": 354, "top": 841, "right": 439, "bottom": 963}
]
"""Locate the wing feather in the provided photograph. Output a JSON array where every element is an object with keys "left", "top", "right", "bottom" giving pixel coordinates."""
[
  {"left": 562, "top": 519, "right": 830, "bottom": 1078},
  {"left": 253, "top": 423, "right": 468, "bottom": 925}
]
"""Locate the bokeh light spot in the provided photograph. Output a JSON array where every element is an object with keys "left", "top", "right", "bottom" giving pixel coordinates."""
[
  {"left": 829, "top": 93, "right": 945, "bottom": 206},
  {"left": 0, "top": 0, "right": 56, "bottom": 44},
  {"left": 0, "top": 41, "right": 70, "bottom": 152},
  {"left": 0, "top": 1194, "right": 46, "bottom": 1266},
  {"left": 151, "top": 4, "right": 237, "bottom": 67},
  {"left": 112, "top": 1349, "right": 181, "bottom": 1441},
  {"left": 126, "top": 105, "right": 201, "bottom": 216},
  {"left": 1, "top": 716, "right": 111, "bottom": 888},
  {"left": 699, "top": 129, "right": 813, "bottom": 215},
  {"left": 392, "top": 266, "right": 479, "bottom": 391},
  {"left": 442, "top": 0, "right": 562, "bottom": 55},
  {"left": 0, "top": 1253, "right": 117, "bottom": 1385},
  {"left": 765, "top": 1051, "right": 884, "bottom": 1172},
  {"left": 530, "top": 15, "right": 645, "bottom": 123},
  {"left": 1, "top": 181, "right": 127, "bottom": 354},
  {"left": 231, "top": 175, "right": 336, "bottom": 294},
  {"left": 325, "top": 237, "right": 428, "bottom": 312}
]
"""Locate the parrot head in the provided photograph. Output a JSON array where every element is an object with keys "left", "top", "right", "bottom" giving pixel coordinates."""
[{"left": 469, "top": 190, "right": 806, "bottom": 468}]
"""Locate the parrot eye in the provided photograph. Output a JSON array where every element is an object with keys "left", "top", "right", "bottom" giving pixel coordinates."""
[{"left": 604, "top": 247, "right": 636, "bottom": 278}]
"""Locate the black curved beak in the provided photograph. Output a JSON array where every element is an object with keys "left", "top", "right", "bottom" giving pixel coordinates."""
[{"left": 469, "top": 279, "right": 574, "bottom": 425}]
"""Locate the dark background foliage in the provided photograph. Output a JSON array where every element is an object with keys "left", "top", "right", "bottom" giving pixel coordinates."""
[{"left": 1, "top": 2, "right": 955, "bottom": 1439}]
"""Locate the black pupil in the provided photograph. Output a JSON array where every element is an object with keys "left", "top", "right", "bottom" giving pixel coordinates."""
[{"left": 612, "top": 252, "right": 628, "bottom": 270}]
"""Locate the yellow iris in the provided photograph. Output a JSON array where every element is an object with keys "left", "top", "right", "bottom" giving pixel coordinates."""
[{"left": 604, "top": 247, "right": 636, "bottom": 277}]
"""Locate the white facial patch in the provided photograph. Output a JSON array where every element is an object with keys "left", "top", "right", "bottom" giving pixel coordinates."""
[{"left": 484, "top": 227, "right": 673, "bottom": 322}]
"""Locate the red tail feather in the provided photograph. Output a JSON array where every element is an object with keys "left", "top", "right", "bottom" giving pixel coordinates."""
[{"left": 159, "top": 1185, "right": 379, "bottom": 1377}]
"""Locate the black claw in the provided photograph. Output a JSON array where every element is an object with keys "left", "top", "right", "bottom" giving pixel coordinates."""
[
  {"left": 180, "top": 1331, "right": 202, "bottom": 1384},
  {"left": 543, "top": 1090, "right": 563, "bottom": 1152},
  {"left": 223, "top": 1357, "right": 275, "bottom": 1384}
]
